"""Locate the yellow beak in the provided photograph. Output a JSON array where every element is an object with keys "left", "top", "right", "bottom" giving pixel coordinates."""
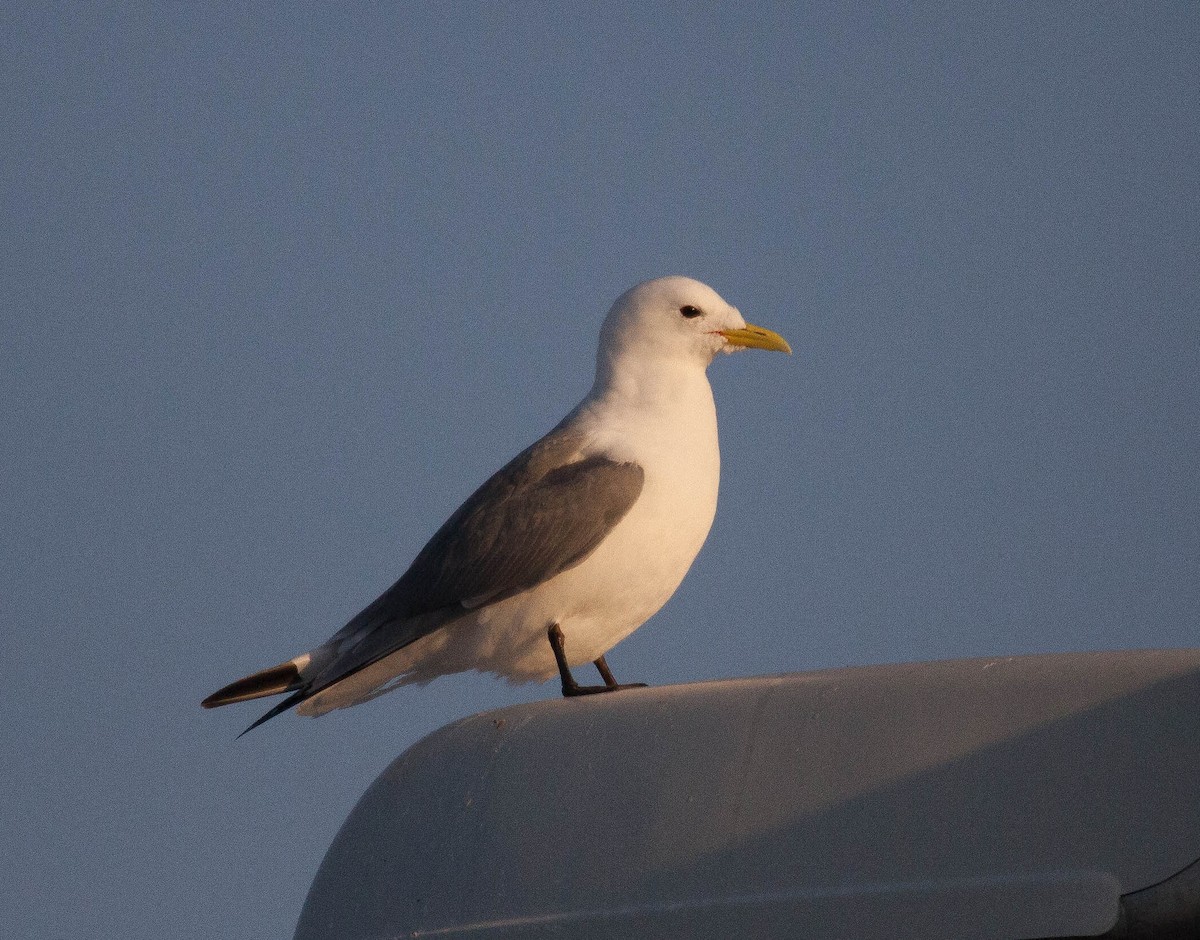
[{"left": 719, "top": 323, "right": 792, "bottom": 354}]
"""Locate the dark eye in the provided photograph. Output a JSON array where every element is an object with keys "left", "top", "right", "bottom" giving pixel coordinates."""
[{"left": 679, "top": 305, "right": 703, "bottom": 319}]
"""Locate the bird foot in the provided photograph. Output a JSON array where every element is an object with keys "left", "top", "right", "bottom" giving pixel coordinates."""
[
  {"left": 549, "top": 624, "right": 649, "bottom": 698},
  {"left": 561, "top": 681, "right": 647, "bottom": 697}
]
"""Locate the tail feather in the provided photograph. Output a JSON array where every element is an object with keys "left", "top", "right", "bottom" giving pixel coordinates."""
[{"left": 202, "top": 661, "right": 302, "bottom": 709}]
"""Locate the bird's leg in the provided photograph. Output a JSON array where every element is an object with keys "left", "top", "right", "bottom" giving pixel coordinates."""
[
  {"left": 548, "top": 624, "right": 585, "bottom": 696},
  {"left": 593, "top": 655, "right": 620, "bottom": 688},
  {"left": 593, "top": 654, "right": 647, "bottom": 691},
  {"left": 547, "top": 625, "right": 647, "bottom": 697}
]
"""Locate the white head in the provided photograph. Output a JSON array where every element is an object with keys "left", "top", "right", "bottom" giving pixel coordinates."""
[{"left": 596, "top": 276, "right": 790, "bottom": 382}]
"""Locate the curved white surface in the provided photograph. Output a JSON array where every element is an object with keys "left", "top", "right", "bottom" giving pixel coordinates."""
[{"left": 295, "top": 650, "right": 1200, "bottom": 939}]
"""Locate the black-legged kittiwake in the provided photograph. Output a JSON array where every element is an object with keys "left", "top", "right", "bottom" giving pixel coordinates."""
[{"left": 203, "top": 276, "right": 790, "bottom": 733}]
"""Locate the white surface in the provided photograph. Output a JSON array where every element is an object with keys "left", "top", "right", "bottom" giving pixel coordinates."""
[{"left": 295, "top": 650, "right": 1200, "bottom": 939}]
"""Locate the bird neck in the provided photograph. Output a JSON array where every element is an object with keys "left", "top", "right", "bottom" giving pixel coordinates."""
[
  {"left": 562, "top": 354, "right": 720, "bottom": 485},
  {"left": 588, "top": 351, "right": 714, "bottom": 415},
  {"left": 571, "top": 355, "right": 719, "bottom": 474}
]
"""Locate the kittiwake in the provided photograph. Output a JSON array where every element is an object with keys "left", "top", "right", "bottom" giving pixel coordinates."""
[{"left": 202, "top": 276, "right": 790, "bottom": 733}]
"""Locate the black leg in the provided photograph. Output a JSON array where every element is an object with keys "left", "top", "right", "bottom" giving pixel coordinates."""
[
  {"left": 593, "top": 654, "right": 619, "bottom": 688},
  {"left": 546, "top": 625, "right": 647, "bottom": 697},
  {"left": 548, "top": 624, "right": 584, "bottom": 696},
  {"left": 593, "top": 655, "right": 646, "bottom": 691}
]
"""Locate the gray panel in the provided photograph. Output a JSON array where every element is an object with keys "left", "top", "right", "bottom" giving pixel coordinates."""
[{"left": 295, "top": 650, "right": 1200, "bottom": 939}]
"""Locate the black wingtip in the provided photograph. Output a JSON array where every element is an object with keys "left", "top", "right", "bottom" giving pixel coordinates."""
[{"left": 237, "top": 690, "right": 307, "bottom": 738}]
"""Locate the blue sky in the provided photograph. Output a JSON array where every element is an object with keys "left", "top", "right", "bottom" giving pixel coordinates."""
[{"left": 4, "top": 4, "right": 1198, "bottom": 938}]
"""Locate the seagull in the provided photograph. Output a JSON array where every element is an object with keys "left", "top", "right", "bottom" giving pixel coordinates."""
[{"left": 202, "top": 276, "right": 790, "bottom": 733}]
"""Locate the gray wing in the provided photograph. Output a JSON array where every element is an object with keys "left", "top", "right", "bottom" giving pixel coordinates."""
[{"left": 312, "top": 427, "right": 644, "bottom": 685}]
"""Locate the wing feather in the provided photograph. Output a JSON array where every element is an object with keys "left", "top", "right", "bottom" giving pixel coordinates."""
[{"left": 309, "top": 428, "right": 644, "bottom": 689}]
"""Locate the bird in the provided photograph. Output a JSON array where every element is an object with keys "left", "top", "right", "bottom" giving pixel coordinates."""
[{"left": 202, "top": 276, "right": 790, "bottom": 733}]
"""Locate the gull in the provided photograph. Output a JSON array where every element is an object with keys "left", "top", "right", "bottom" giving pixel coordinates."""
[{"left": 202, "top": 276, "right": 790, "bottom": 733}]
